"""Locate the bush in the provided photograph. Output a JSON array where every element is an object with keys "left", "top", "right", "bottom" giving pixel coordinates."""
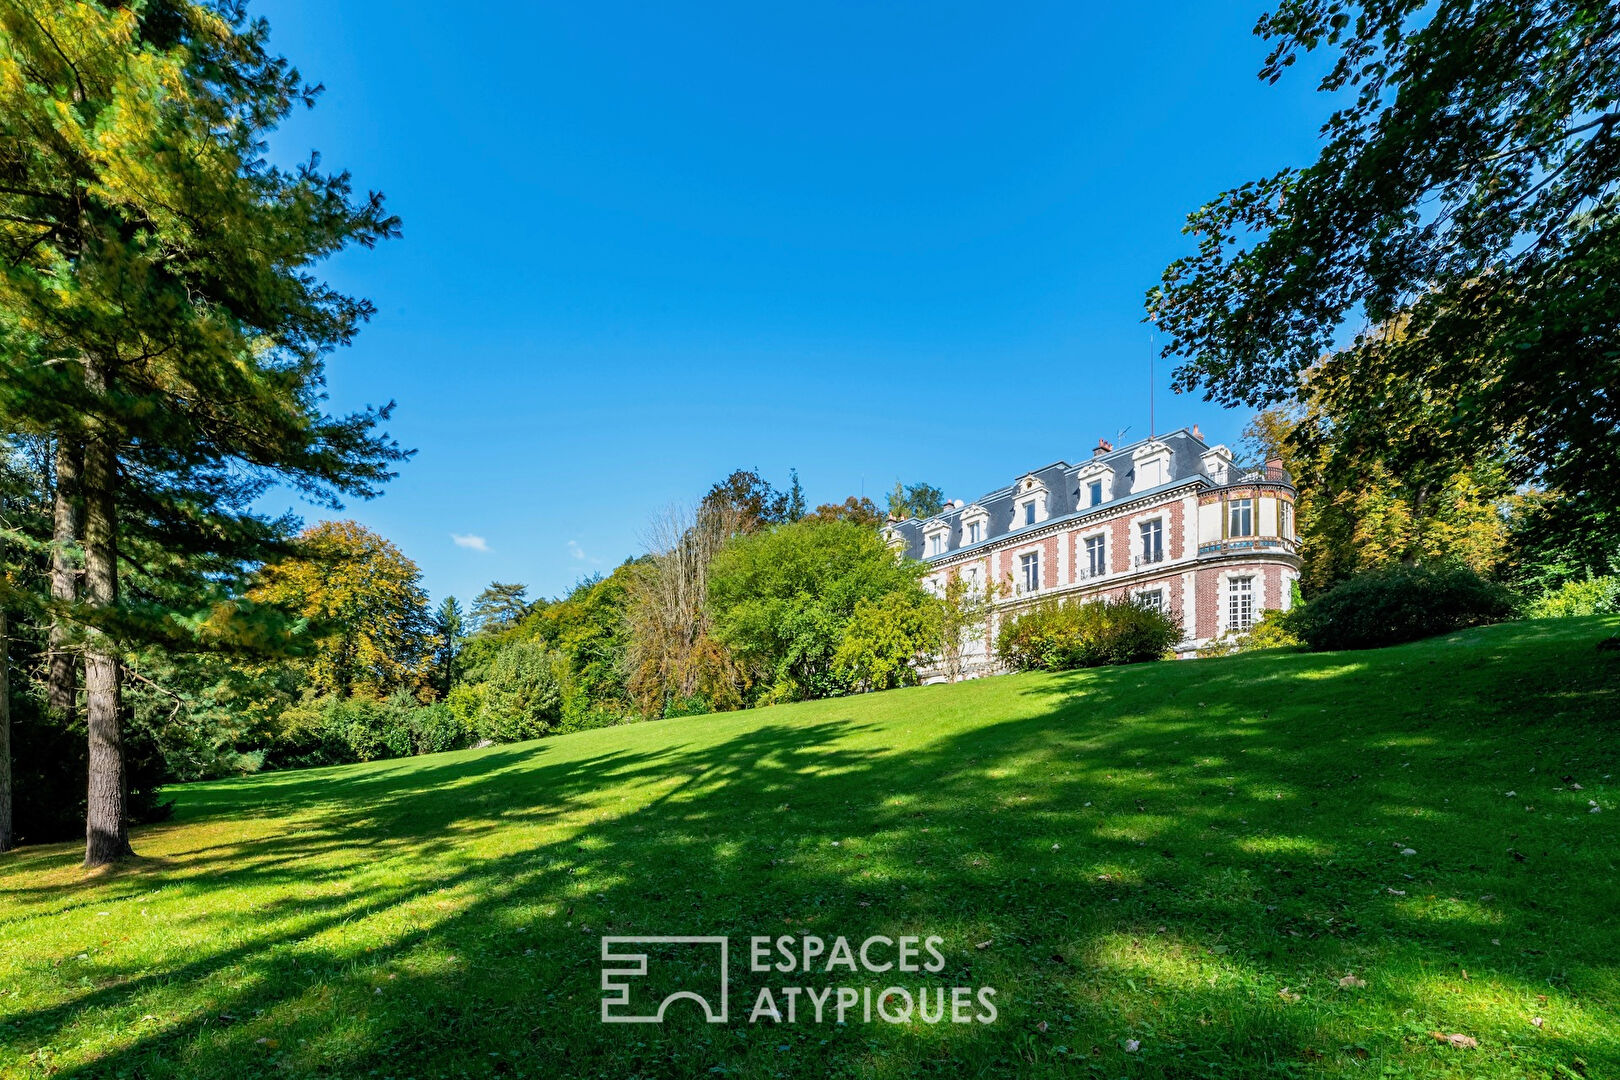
[
  {"left": 407, "top": 702, "right": 473, "bottom": 754},
  {"left": 1291, "top": 563, "right": 1518, "bottom": 651},
  {"left": 1526, "top": 575, "right": 1620, "bottom": 618},
  {"left": 477, "top": 640, "right": 566, "bottom": 741},
  {"left": 996, "top": 598, "right": 1181, "bottom": 672}
]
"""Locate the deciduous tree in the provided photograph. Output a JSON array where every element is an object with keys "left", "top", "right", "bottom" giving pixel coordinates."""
[
  {"left": 250, "top": 522, "right": 433, "bottom": 701},
  {"left": 1149, "top": 0, "right": 1620, "bottom": 528}
]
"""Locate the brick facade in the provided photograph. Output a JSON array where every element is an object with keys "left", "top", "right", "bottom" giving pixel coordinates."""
[{"left": 887, "top": 428, "right": 1301, "bottom": 679}]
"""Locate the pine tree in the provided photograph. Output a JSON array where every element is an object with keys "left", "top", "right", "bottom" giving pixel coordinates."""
[{"left": 0, "top": 3, "right": 405, "bottom": 865}]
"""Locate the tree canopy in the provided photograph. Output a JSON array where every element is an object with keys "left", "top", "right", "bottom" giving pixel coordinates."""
[{"left": 1148, "top": 0, "right": 1620, "bottom": 521}]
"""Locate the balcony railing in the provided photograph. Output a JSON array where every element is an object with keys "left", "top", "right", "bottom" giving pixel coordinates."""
[{"left": 1230, "top": 463, "right": 1293, "bottom": 485}]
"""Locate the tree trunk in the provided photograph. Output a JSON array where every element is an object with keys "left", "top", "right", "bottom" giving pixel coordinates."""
[
  {"left": 48, "top": 439, "right": 83, "bottom": 723},
  {"left": 82, "top": 360, "right": 130, "bottom": 867},
  {"left": 0, "top": 605, "right": 12, "bottom": 854}
]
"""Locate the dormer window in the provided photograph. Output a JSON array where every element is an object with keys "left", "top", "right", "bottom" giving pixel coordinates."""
[
  {"left": 1013, "top": 476, "right": 1049, "bottom": 528},
  {"left": 959, "top": 504, "right": 990, "bottom": 547},
  {"left": 1202, "top": 445, "right": 1235, "bottom": 486},
  {"left": 1131, "top": 441, "right": 1174, "bottom": 493},
  {"left": 928, "top": 533, "right": 944, "bottom": 556},
  {"left": 923, "top": 522, "right": 950, "bottom": 557},
  {"left": 1075, "top": 462, "right": 1115, "bottom": 509}
]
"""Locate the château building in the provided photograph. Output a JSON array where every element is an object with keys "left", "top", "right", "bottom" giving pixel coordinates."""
[{"left": 882, "top": 427, "right": 1299, "bottom": 676}]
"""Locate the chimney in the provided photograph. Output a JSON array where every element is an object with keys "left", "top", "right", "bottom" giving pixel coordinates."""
[
  {"left": 1094, "top": 438, "right": 1113, "bottom": 457},
  {"left": 1192, "top": 424, "right": 1203, "bottom": 441}
]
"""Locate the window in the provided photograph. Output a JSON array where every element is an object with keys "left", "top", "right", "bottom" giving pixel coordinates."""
[
  {"left": 964, "top": 565, "right": 982, "bottom": 593},
  {"left": 1228, "top": 575, "right": 1255, "bottom": 630},
  {"left": 1019, "top": 552, "right": 1040, "bottom": 593},
  {"left": 1022, "top": 502, "right": 1036, "bottom": 526},
  {"left": 1227, "top": 498, "right": 1254, "bottom": 537},
  {"left": 967, "top": 520, "right": 982, "bottom": 544},
  {"left": 1139, "top": 519, "right": 1164, "bottom": 564},
  {"left": 1087, "top": 480, "right": 1103, "bottom": 507},
  {"left": 1280, "top": 501, "right": 1293, "bottom": 539},
  {"left": 1139, "top": 589, "right": 1165, "bottom": 614},
  {"left": 1084, "top": 534, "right": 1106, "bottom": 577},
  {"left": 927, "top": 533, "right": 943, "bottom": 556}
]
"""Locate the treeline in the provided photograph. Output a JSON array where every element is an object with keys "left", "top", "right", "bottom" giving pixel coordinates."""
[{"left": 0, "top": 459, "right": 997, "bottom": 846}]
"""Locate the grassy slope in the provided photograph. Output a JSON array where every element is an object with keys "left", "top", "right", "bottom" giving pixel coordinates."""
[{"left": 1, "top": 618, "right": 1618, "bottom": 1080}]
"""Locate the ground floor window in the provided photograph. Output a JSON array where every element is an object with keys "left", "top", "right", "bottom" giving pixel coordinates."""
[
  {"left": 1228, "top": 575, "right": 1255, "bottom": 630},
  {"left": 1139, "top": 588, "right": 1165, "bottom": 614}
]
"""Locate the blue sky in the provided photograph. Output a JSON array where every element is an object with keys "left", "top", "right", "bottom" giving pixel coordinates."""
[{"left": 252, "top": 0, "right": 1333, "bottom": 606}]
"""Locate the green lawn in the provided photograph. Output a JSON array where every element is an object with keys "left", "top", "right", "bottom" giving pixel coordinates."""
[{"left": 3, "top": 618, "right": 1618, "bottom": 1079}]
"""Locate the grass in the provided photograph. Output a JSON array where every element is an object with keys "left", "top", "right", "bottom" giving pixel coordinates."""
[{"left": 2, "top": 616, "right": 1618, "bottom": 1079}]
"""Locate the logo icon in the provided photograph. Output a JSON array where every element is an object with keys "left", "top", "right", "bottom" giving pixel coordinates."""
[{"left": 600, "top": 936, "right": 730, "bottom": 1023}]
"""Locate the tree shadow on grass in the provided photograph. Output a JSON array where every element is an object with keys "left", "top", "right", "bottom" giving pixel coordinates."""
[{"left": 1, "top": 620, "right": 1617, "bottom": 1078}]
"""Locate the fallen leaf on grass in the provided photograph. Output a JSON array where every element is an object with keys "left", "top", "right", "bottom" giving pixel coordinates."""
[
  {"left": 1124, "top": 1039, "right": 1140, "bottom": 1052},
  {"left": 1279, "top": 989, "right": 1301, "bottom": 1003},
  {"left": 1338, "top": 975, "right": 1366, "bottom": 989},
  {"left": 975, "top": 940, "right": 992, "bottom": 950},
  {"left": 1432, "top": 1032, "right": 1478, "bottom": 1049},
  {"left": 1036, "top": 1020, "right": 1048, "bottom": 1033},
  {"left": 1532, "top": 1017, "right": 1544, "bottom": 1028}
]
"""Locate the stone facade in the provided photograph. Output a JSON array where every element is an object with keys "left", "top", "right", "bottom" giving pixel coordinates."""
[{"left": 882, "top": 428, "right": 1299, "bottom": 678}]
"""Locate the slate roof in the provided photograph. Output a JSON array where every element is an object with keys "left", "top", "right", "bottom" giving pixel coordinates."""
[{"left": 886, "top": 428, "right": 1232, "bottom": 563}]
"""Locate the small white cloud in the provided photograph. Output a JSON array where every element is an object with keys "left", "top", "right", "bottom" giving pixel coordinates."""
[
  {"left": 451, "top": 533, "right": 490, "bottom": 552},
  {"left": 567, "top": 540, "right": 588, "bottom": 561}
]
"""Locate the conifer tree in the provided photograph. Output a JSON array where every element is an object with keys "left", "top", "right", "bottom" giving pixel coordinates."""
[{"left": 0, "top": 2, "right": 404, "bottom": 865}]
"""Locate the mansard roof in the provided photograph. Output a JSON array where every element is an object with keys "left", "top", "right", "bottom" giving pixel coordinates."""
[{"left": 885, "top": 427, "right": 1239, "bottom": 563}]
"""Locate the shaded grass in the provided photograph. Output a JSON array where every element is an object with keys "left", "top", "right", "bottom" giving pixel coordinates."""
[{"left": 2, "top": 616, "right": 1618, "bottom": 1078}]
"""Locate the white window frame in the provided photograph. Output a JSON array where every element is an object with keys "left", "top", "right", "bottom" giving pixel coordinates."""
[
  {"left": 1018, "top": 551, "right": 1041, "bottom": 595},
  {"left": 1082, "top": 533, "right": 1106, "bottom": 578},
  {"left": 1137, "top": 587, "right": 1165, "bottom": 614},
  {"left": 1138, "top": 517, "right": 1164, "bottom": 566},
  {"left": 1227, "top": 574, "right": 1255, "bottom": 631}
]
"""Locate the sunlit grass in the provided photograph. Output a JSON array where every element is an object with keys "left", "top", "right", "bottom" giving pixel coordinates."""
[{"left": 1, "top": 616, "right": 1618, "bottom": 1078}]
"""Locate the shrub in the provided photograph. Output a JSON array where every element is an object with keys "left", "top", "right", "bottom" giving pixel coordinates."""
[
  {"left": 477, "top": 640, "right": 566, "bottom": 741},
  {"left": 996, "top": 598, "right": 1181, "bottom": 672},
  {"left": 1290, "top": 563, "right": 1518, "bottom": 651},
  {"left": 409, "top": 703, "right": 473, "bottom": 754},
  {"left": 1526, "top": 575, "right": 1620, "bottom": 618}
]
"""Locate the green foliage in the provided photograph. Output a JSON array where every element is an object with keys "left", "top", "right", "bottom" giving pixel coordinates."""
[
  {"left": 996, "top": 598, "right": 1181, "bottom": 672},
  {"left": 266, "top": 692, "right": 472, "bottom": 769},
  {"left": 701, "top": 469, "right": 804, "bottom": 532},
  {"left": 469, "top": 583, "right": 531, "bottom": 635},
  {"left": 807, "top": 496, "right": 885, "bottom": 527},
  {"left": 1290, "top": 564, "right": 1519, "bottom": 651},
  {"left": 708, "top": 519, "right": 928, "bottom": 701},
  {"left": 886, "top": 481, "right": 946, "bottom": 521},
  {"left": 528, "top": 567, "right": 635, "bottom": 718},
  {"left": 832, "top": 591, "right": 937, "bottom": 692},
  {"left": 1527, "top": 576, "right": 1620, "bottom": 619},
  {"left": 477, "top": 640, "right": 566, "bottom": 742},
  {"left": 249, "top": 522, "right": 437, "bottom": 700},
  {"left": 1149, "top": 0, "right": 1620, "bottom": 534}
]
